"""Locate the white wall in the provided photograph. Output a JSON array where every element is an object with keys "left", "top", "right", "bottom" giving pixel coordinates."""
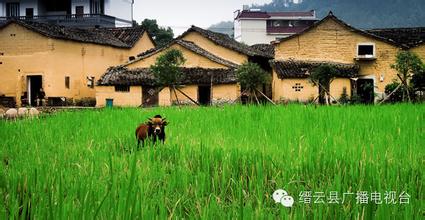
[
  {"left": 71, "top": 0, "right": 90, "bottom": 14},
  {"left": 104, "top": 0, "right": 132, "bottom": 26},
  {"left": 235, "top": 19, "right": 294, "bottom": 45},
  {"left": 19, "top": 0, "right": 39, "bottom": 16},
  {"left": 240, "top": 19, "right": 275, "bottom": 45},
  {"left": 0, "top": 2, "right": 4, "bottom": 17},
  {"left": 234, "top": 19, "right": 242, "bottom": 42},
  {"left": 0, "top": 0, "right": 38, "bottom": 17}
]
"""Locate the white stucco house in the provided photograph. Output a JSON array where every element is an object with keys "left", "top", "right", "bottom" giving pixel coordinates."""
[
  {"left": 0, "top": 0, "right": 134, "bottom": 27},
  {"left": 234, "top": 8, "right": 318, "bottom": 45}
]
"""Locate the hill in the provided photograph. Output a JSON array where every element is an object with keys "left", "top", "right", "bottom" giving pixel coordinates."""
[{"left": 209, "top": 0, "right": 425, "bottom": 36}]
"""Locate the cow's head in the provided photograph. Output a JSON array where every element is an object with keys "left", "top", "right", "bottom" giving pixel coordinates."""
[{"left": 147, "top": 115, "right": 168, "bottom": 135}]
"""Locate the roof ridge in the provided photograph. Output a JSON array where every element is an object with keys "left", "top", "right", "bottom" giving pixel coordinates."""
[
  {"left": 177, "top": 25, "right": 272, "bottom": 58},
  {"left": 1, "top": 19, "right": 144, "bottom": 48},
  {"left": 273, "top": 11, "right": 404, "bottom": 48},
  {"left": 129, "top": 39, "right": 239, "bottom": 68}
]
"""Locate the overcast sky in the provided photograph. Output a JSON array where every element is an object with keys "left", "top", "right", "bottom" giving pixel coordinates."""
[{"left": 133, "top": 0, "right": 272, "bottom": 35}]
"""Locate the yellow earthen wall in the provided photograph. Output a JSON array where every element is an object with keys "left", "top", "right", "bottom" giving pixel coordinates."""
[
  {"left": 274, "top": 18, "right": 402, "bottom": 94},
  {"left": 212, "top": 84, "right": 239, "bottom": 103},
  {"left": 96, "top": 86, "right": 142, "bottom": 107},
  {"left": 410, "top": 44, "right": 425, "bottom": 61},
  {"left": 182, "top": 32, "right": 248, "bottom": 65},
  {"left": 0, "top": 23, "right": 155, "bottom": 106},
  {"left": 158, "top": 87, "right": 171, "bottom": 106},
  {"left": 272, "top": 70, "right": 351, "bottom": 102},
  {"left": 126, "top": 44, "right": 228, "bottom": 69}
]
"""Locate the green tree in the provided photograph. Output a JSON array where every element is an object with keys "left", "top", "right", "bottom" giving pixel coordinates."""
[
  {"left": 140, "top": 19, "right": 174, "bottom": 47},
  {"left": 411, "top": 64, "right": 425, "bottom": 92},
  {"left": 236, "top": 62, "right": 273, "bottom": 104},
  {"left": 309, "top": 64, "right": 339, "bottom": 105},
  {"left": 150, "top": 49, "right": 199, "bottom": 105},
  {"left": 390, "top": 51, "right": 424, "bottom": 102},
  {"left": 150, "top": 49, "right": 185, "bottom": 86}
]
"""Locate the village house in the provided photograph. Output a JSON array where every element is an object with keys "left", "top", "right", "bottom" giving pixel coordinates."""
[
  {"left": 0, "top": 0, "right": 134, "bottom": 27},
  {"left": 234, "top": 6, "right": 317, "bottom": 45},
  {"left": 271, "top": 12, "right": 425, "bottom": 104},
  {"left": 96, "top": 26, "right": 272, "bottom": 107},
  {"left": 0, "top": 19, "right": 154, "bottom": 107}
]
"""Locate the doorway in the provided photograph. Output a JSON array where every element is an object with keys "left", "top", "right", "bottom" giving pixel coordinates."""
[
  {"left": 198, "top": 85, "right": 211, "bottom": 105},
  {"left": 76, "top": 6, "right": 84, "bottom": 17},
  {"left": 27, "top": 76, "right": 43, "bottom": 106},
  {"left": 142, "top": 86, "right": 159, "bottom": 107},
  {"left": 357, "top": 78, "right": 375, "bottom": 104}
]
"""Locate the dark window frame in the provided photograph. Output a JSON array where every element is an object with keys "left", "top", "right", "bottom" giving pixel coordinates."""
[
  {"left": 357, "top": 43, "right": 375, "bottom": 57},
  {"left": 115, "top": 85, "right": 130, "bottom": 93},
  {"left": 6, "top": 2, "right": 20, "bottom": 17},
  {"left": 75, "top": 6, "right": 84, "bottom": 17},
  {"left": 25, "top": 8, "right": 34, "bottom": 19},
  {"left": 65, "top": 76, "right": 70, "bottom": 89}
]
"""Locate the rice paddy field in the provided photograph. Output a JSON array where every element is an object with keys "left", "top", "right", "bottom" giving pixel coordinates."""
[{"left": 0, "top": 104, "right": 424, "bottom": 219}]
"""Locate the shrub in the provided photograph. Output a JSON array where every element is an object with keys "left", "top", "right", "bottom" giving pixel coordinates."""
[{"left": 75, "top": 98, "right": 96, "bottom": 107}]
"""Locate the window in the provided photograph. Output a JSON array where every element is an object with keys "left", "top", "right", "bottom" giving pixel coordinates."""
[
  {"left": 25, "top": 8, "right": 34, "bottom": 19},
  {"left": 115, "top": 85, "right": 130, "bottom": 92},
  {"left": 292, "top": 83, "right": 304, "bottom": 92},
  {"left": 90, "top": 0, "right": 105, "bottom": 14},
  {"left": 357, "top": 43, "right": 375, "bottom": 58},
  {"left": 75, "top": 6, "right": 84, "bottom": 18},
  {"left": 87, "top": 76, "right": 95, "bottom": 88},
  {"left": 6, "top": 3, "right": 20, "bottom": 17},
  {"left": 65, "top": 76, "right": 70, "bottom": 89}
]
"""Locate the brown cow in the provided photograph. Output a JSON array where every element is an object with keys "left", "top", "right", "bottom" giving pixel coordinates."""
[{"left": 135, "top": 115, "right": 168, "bottom": 147}]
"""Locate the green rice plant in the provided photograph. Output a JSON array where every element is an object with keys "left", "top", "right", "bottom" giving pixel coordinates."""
[{"left": 0, "top": 104, "right": 423, "bottom": 219}]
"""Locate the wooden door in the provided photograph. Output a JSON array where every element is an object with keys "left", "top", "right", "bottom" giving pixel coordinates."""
[{"left": 142, "top": 86, "right": 159, "bottom": 107}]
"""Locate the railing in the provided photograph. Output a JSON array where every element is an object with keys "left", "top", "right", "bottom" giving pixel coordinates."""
[
  {"left": 266, "top": 26, "right": 309, "bottom": 34},
  {"left": 0, "top": 14, "right": 132, "bottom": 28}
]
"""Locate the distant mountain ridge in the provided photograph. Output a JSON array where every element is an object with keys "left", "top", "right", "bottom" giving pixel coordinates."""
[{"left": 209, "top": 0, "right": 425, "bottom": 36}]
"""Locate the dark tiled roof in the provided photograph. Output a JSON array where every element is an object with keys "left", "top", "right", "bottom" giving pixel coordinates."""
[
  {"left": 271, "top": 59, "right": 359, "bottom": 79},
  {"left": 273, "top": 12, "right": 403, "bottom": 48},
  {"left": 95, "top": 26, "right": 151, "bottom": 47},
  {"left": 250, "top": 44, "right": 274, "bottom": 57},
  {"left": 179, "top": 25, "right": 273, "bottom": 58},
  {"left": 268, "top": 11, "right": 316, "bottom": 17},
  {"left": 367, "top": 27, "right": 425, "bottom": 49},
  {"left": 236, "top": 11, "right": 270, "bottom": 19},
  {"left": 235, "top": 10, "right": 316, "bottom": 19},
  {"left": 97, "top": 66, "right": 237, "bottom": 86},
  {"left": 0, "top": 20, "right": 146, "bottom": 48},
  {"left": 133, "top": 39, "right": 239, "bottom": 68}
]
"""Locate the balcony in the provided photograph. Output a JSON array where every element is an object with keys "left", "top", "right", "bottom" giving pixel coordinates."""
[
  {"left": 0, "top": 14, "right": 131, "bottom": 28},
  {"left": 266, "top": 26, "right": 309, "bottom": 34}
]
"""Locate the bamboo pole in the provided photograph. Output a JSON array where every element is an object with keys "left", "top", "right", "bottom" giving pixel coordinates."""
[
  {"left": 379, "top": 83, "right": 402, "bottom": 104},
  {"left": 255, "top": 88, "right": 276, "bottom": 105},
  {"left": 253, "top": 90, "right": 260, "bottom": 104},
  {"left": 397, "top": 74, "right": 411, "bottom": 102},
  {"left": 175, "top": 87, "right": 200, "bottom": 106},
  {"left": 172, "top": 85, "right": 180, "bottom": 107},
  {"left": 315, "top": 81, "right": 340, "bottom": 105}
]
